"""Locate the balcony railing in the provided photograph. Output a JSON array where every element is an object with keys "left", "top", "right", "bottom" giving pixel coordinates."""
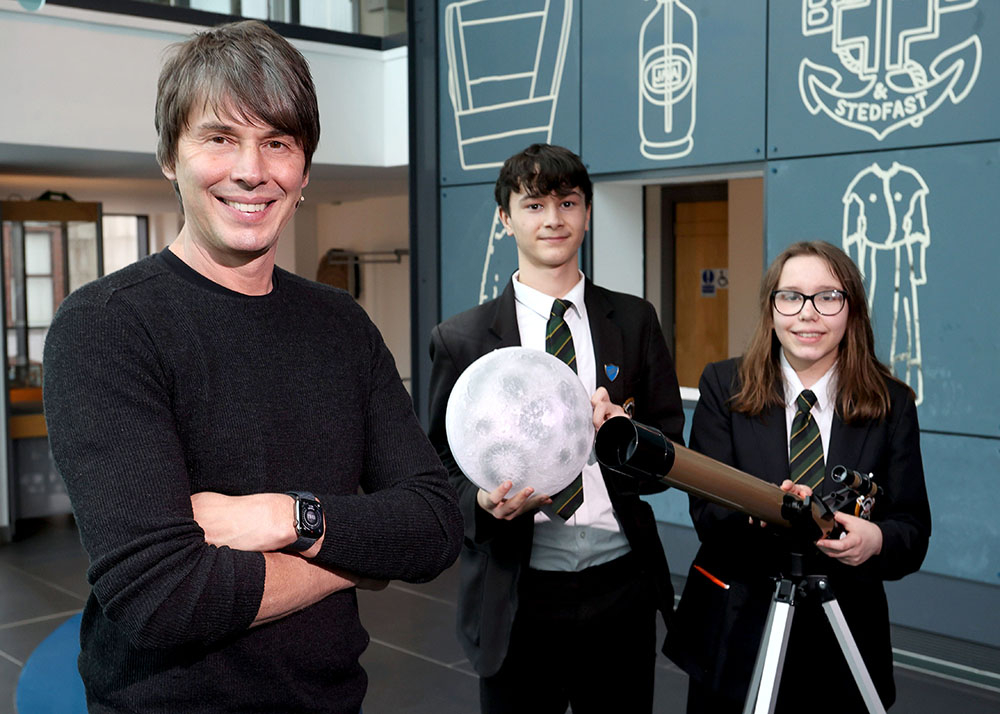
[{"left": 45, "top": 0, "right": 406, "bottom": 47}]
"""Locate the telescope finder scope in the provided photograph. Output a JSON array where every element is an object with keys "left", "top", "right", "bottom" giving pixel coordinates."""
[{"left": 830, "top": 465, "right": 878, "bottom": 497}]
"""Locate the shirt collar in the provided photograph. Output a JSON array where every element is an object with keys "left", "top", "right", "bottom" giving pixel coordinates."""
[
  {"left": 512, "top": 270, "right": 586, "bottom": 320},
  {"left": 779, "top": 350, "right": 838, "bottom": 412}
]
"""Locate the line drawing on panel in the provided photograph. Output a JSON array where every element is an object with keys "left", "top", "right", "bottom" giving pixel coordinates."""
[
  {"left": 798, "top": 0, "right": 981, "bottom": 140},
  {"left": 445, "top": 0, "right": 573, "bottom": 171},
  {"left": 479, "top": 208, "right": 509, "bottom": 304},
  {"left": 638, "top": 0, "right": 697, "bottom": 160},
  {"left": 842, "top": 162, "right": 930, "bottom": 404}
]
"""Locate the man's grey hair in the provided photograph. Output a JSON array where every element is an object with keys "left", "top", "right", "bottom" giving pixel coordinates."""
[{"left": 155, "top": 20, "right": 320, "bottom": 174}]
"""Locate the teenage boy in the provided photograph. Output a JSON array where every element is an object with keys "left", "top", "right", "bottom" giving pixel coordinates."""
[{"left": 428, "top": 143, "right": 685, "bottom": 713}]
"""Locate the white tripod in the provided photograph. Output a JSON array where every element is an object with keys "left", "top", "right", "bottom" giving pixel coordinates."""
[{"left": 743, "top": 556, "right": 886, "bottom": 714}]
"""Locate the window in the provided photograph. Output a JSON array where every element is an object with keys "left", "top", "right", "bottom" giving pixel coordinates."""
[{"left": 103, "top": 215, "right": 149, "bottom": 275}]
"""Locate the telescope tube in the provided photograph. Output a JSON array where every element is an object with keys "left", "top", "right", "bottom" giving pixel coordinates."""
[{"left": 594, "top": 416, "right": 836, "bottom": 540}]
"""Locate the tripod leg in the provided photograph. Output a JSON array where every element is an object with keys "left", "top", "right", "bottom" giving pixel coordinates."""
[
  {"left": 821, "top": 599, "right": 886, "bottom": 714},
  {"left": 744, "top": 580, "right": 796, "bottom": 714}
]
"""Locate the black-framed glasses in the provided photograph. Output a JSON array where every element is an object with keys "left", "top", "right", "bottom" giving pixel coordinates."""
[{"left": 771, "top": 289, "right": 847, "bottom": 316}]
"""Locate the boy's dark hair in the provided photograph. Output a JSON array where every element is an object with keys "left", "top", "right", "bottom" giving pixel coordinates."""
[
  {"left": 494, "top": 144, "right": 593, "bottom": 213},
  {"left": 155, "top": 20, "right": 320, "bottom": 174}
]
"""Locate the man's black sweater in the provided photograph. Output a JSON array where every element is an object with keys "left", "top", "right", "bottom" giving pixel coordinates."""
[{"left": 43, "top": 252, "right": 462, "bottom": 713}]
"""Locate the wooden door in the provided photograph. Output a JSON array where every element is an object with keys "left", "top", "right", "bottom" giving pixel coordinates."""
[{"left": 674, "top": 200, "right": 728, "bottom": 387}]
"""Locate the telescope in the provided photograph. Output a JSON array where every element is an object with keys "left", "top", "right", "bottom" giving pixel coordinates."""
[
  {"left": 595, "top": 417, "right": 890, "bottom": 712},
  {"left": 594, "top": 416, "right": 872, "bottom": 542}
]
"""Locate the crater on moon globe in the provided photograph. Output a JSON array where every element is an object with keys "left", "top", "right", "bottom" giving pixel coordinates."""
[{"left": 445, "top": 347, "right": 595, "bottom": 494}]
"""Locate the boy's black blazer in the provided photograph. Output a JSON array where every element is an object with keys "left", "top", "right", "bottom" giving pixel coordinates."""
[{"left": 428, "top": 278, "right": 685, "bottom": 677}]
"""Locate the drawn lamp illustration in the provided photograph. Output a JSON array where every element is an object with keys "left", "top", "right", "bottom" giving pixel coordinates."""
[{"left": 445, "top": 0, "right": 573, "bottom": 170}]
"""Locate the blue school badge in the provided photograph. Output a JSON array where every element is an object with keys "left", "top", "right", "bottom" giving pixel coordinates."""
[{"left": 605, "top": 364, "right": 620, "bottom": 382}]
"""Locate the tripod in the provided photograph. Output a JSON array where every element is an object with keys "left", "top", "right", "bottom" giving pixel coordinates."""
[{"left": 742, "top": 552, "right": 886, "bottom": 714}]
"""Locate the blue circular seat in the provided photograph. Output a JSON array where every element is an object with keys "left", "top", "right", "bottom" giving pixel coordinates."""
[{"left": 16, "top": 612, "right": 86, "bottom": 713}]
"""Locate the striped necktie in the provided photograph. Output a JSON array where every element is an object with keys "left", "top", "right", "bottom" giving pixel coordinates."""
[
  {"left": 546, "top": 299, "right": 584, "bottom": 519},
  {"left": 789, "top": 389, "right": 825, "bottom": 490}
]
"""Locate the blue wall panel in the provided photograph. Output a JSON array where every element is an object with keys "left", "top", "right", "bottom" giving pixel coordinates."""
[
  {"left": 766, "top": 142, "right": 1000, "bottom": 438},
  {"left": 438, "top": 0, "right": 581, "bottom": 187},
  {"left": 431, "top": 0, "right": 1000, "bottom": 631},
  {"left": 440, "top": 184, "right": 516, "bottom": 320},
  {"left": 581, "top": 0, "right": 766, "bottom": 173},
  {"left": 768, "top": 0, "right": 999, "bottom": 158},
  {"left": 919, "top": 433, "right": 1000, "bottom": 585}
]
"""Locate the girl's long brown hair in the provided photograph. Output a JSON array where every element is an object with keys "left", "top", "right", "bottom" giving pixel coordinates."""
[{"left": 731, "top": 241, "right": 901, "bottom": 423}]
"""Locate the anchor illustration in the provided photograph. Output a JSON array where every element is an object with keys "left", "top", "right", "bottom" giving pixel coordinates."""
[{"left": 798, "top": 0, "right": 981, "bottom": 140}]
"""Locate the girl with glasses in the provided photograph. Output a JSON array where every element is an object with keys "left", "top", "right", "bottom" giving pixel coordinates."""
[{"left": 664, "top": 241, "right": 931, "bottom": 713}]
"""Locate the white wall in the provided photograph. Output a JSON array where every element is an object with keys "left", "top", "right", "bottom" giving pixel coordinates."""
[
  {"left": 0, "top": 1, "right": 409, "bottom": 168},
  {"left": 591, "top": 183, "right": 645, "bottom": 297},
  {"left": 310, "top": 43, "right": 408, "bottom": 167},
  {"left": 315, "top": 194, "right": 411, "bottom": 382},
  {"left": 381, "top": 47, "right": 410, "bottom": 167}
]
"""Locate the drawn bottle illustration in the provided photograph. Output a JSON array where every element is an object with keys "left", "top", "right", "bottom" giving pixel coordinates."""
[{"left": 639, "top": 0, "right": 697, "bottom": 160}]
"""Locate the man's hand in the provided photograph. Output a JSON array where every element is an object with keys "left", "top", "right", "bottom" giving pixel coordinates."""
[
  {"left": 476, "top": 481, "right": 551, "bottom": 520},
  {"left": 816, "top": 511, "right": 883, "bottom": 566},
  {"left": 591, "top": 386, "right": 627, "bottom": 430},
  {"left": 192, "top": 492, "right": 306, "bottom": 554},
  {"left": 253, "top": 557, "right": 387, "bottom": 626}
]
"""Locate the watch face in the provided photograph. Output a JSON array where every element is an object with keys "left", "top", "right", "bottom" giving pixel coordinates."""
[{"left": 296, "top": 499, "right": 324, "bottom": 539}]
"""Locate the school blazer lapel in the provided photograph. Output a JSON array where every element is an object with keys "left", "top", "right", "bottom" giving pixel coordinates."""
[
  {"left": 488, "top": 281, "right": 523, "bottom": 350},
  {"left": 824, "top": 413, "right": 872, "bottom": 498},
  {"left": 585, "top": 284, "right": 625, "bottom": 404},
  {"left": 749, "top": 404, "right": 791, "bottom": 486}
]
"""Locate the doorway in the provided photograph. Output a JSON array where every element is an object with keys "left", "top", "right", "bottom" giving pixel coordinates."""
[{"left": 651, "top": 178, "right": 763, "bottom": 389}]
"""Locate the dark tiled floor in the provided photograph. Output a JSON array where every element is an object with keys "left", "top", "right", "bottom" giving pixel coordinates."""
[
  {"left": 0, "top": 516, "right": 89, "bottom": 714},
  {"left": 2, "top": 516, "right": 999, "bottom": 714}
]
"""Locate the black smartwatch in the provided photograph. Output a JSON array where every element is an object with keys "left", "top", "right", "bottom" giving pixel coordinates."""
[{"left": 286, "top": 491, "right": 324, "bottom": 552}]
